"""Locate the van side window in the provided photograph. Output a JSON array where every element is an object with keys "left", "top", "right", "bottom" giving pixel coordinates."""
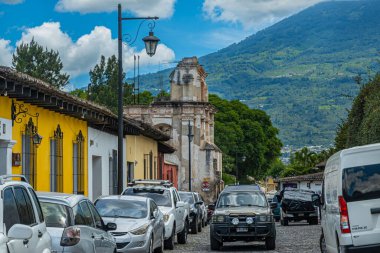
[
  {"left": 3, "top": 188, "right": 21, "bottom": 233},
  {"left": 28, "top": 187, "right": 44, "bottom": 222},
  {"left": 73, "top": 204, "right": 86, "bottom": 225},
  {"left": 87, "top": 201, "right": 103, "bottom": 229},
  {"left": 79, "top": 201, "right": 95, "bottom": 227},
  {"left": 14, "top": 187, "right": 36, "bottom": 226}
]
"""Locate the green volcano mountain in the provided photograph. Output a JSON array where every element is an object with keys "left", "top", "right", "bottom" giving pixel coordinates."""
[{"left": 137, "top": 0, "right": 380, "bottom": 147}]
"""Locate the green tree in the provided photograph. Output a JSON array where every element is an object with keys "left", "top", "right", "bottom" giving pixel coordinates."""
[
  {"left": 70, "top": 55, "right": 154, "bottom": 112},
  {"left": 209, "top": 94, "right": 282, "bottom": 181},
  {"left": 335, "top": 73, "right": 380, "bottom": 149},
  {"left": 266, "top": 159, "right": 286, "bottom": 178},
  {"left": 12, "top": 39, "right": 69, "bottom": 89}
]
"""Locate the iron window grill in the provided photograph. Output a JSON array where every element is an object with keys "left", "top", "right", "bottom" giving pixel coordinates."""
[
  {"left": 51, "top": 125, "right": 63, "bottom": 192},
  {"left": 73, "top": 131, "right": 85, "bottom": 194},
  {"left": 22, "top": 118, "right": 38, "bottom": 188}
]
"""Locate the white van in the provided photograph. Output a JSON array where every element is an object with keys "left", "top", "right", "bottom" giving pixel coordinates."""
[{"left": 320, "top": 143, "right": 380, "bottom": 253}]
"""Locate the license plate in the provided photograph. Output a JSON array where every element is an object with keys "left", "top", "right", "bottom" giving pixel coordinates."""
[
  {"left": 236, "top": 228, "right": 248, "bottom": 232},
  {"left": 298, "top": 214, "right": 304, "bottom": 216}
]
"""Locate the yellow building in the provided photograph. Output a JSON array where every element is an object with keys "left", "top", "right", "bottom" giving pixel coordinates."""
[
  {"left": 0, "top": 67, "right": 173, "bottom": 198},
  {"left": 126, "top": 120, "right": 172, "bottom": 181}
]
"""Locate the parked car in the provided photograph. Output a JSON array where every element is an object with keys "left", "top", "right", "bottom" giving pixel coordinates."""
[
  {"left": 95, "top": 195, "right": 164, "bottom": 253},
  {"left": 267, "top": 193, "right": 281, "bottom": 222},
  {"left": 179, "top": 191, "right": 203, "bottom": 234},
  {"left": 194, "top": 192, "right": 208, "bottom": 227},
  {"left": 122, "top": 180, "right": 189, "bottom": 250},
  {"left": 209, "top": 184, "right": 277, "bottom": 251},
  {"left": 278, "top": 188, "right": 320, "bottom": 226},
  {"left": 0, "top": 175, "right": 52, "bottom": 253},
  {"left": 37, "top": 191, "right": 117, "bottom": 253},
  {"left": 320, "top": 143, "right": 380, "bottom": 253}
]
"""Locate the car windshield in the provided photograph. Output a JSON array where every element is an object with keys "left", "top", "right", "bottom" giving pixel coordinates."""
[
  {"left": 217, "top": 191, "right": 267, "bottom": 208},
  {"left": 40, "top": 202, "right": 73, "bottom": 228},
  {"left": 179, "top": 192, "right": 194, "bottom": 204},
  {"left": 343, "top": 163, "right": 380, "bottom": 202},
  {"left": 95, "top": 199, "right": 147, "bottom": 219},
  {"left": 123, "top": 188, "right": 172, "bottom": 207}
]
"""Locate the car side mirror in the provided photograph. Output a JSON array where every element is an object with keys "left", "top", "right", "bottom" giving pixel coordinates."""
[
  {"left": 312, "top": 194, "right": 321, "bottom": 207},
  {"left": 7, "top": 224, "right": 33, "bottom": 240},
  {"left": 105, "top": 222, "right": 117, "bottom": 231},
  {"left": 195, "top": 201, "right": 203, "bottom": 206},
  {"left": 208, "top": 204, "right": 215, "bottom": 211},
  {"left": 270, "top": 202, "right": 277, "bottom": 209}
]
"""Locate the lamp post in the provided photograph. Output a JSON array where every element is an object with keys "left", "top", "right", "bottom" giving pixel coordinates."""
[
  {"left": 117, "top": 4, "right": 160, "bottom": 194},
  {"left": 188, "top": 120, "right": 194, "bottom": 191},
  {"left": 235, "top": 153, "right": 246, "bottom": 185}
]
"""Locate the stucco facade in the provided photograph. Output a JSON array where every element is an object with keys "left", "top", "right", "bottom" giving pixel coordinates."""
[
  {"left": 0, "top": 95, "right": 88, "bottom": 194},
  {"left": 124, "top": 57, "right": 223, "bottom": 202}
]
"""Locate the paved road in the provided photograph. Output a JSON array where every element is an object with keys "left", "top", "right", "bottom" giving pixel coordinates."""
[{"left": 172, "top": 222, "right": 321, "bottom": 253}]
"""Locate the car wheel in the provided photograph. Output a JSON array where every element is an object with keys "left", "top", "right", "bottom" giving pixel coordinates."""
[
  {"left": 191, "top": 216, "right": 198, "bottom": 234},
  {"left": 320, "top": 233, "right": 327, "bottom": 253},
  {"left": 265, "top": 237, "right": 276, "bottom": 250},
  {"left": 155, "top": 230, "right": 164, "bottom": 253},
  {"left": 177, "top": 220, "right": 188, "bottom": 244},
  {"left": 164, "top": 225, "right": 175, "bottom": 250},
  {"left": 198, "top": 219, "right": 202, "bottom": 232},
  {"left": 210, "top": 235, "right": 221, "bottom": 251},
  {"left": 282, "top": 218, "right": 289, "bottom": 226}
]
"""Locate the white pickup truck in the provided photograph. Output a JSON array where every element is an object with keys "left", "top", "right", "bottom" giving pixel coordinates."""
[{"left": 122, "top": 180, "right": 189, "bottom": 250}]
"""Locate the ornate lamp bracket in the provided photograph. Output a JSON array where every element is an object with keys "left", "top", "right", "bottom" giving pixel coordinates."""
[{"left": 11, "top": 99, "right": 39, "bottom": 126}]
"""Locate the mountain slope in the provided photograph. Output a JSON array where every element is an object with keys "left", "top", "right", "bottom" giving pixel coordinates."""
[{"left": 138, "top": 0, "right": 380, "bottom": 147}]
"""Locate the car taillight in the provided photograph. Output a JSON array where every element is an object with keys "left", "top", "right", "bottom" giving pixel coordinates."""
[
  {"left": 338, "top": 196, "right": 351, "bottom": 234},
  {"left": 60, "top": 226, "right": 80, "bottom": 246}
]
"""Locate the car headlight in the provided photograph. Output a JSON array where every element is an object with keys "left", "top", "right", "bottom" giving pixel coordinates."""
[
  {"left": 258, "top": 215, "right": 271, "bottom": 222},
  {"left": 163, "top": 214, "right": 170, "bottom": 222},
  {"left": 246, "top": 217, "right": 254, "bottom": 224},
  {"left": 231, "top": 217, "right": 239, "bottom": 225},
  {"left": 212, "top": 215, "right": 226, "bottom": 223},
  {"left": 130, "top": 224, "right": 149, "bottom": 235}
]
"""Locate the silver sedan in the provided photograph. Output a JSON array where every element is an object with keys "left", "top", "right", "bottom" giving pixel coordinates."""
[{"left": 95, "top": 195, "right": 165, "bottom": 253}]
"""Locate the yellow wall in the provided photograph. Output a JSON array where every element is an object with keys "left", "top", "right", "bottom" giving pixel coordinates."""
[
  {"left": 126, "top": 135, "right": 158, "bottom": 180},
  {"left": 1, "top": 96, "right": 88, "bottom": 194},
  {"left": 0, "top": 96, "right": 11, "bottom": 119}
]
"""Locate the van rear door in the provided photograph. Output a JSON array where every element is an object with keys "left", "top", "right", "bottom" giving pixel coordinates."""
[{"left": 342, "top": 163, "right": 380, "bottom": 246}]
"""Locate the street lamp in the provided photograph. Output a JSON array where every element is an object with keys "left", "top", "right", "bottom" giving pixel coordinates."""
[
  {"left": 143, "top": 32, "right": 160, "bottom": 57},
  {"left": 32, "top": 133, "right": 43, "bottom": 145},
  {"left": 188, "top": 120, "right": 194, "bottom": 191},
  {"left": 117, "top": 4, "right": 160, "bottom": 194},
  {"left": 235, "top": 153, "right": 246, "bottom": 185}
]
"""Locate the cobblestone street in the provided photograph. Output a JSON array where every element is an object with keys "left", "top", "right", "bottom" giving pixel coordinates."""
[{"left": 173, "top": 222, "right": 321, "bottom": 253}]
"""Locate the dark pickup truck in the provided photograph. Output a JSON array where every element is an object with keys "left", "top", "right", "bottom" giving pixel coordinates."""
[{"left": 279, "top": 188, "right": 320, "bottom": 226}]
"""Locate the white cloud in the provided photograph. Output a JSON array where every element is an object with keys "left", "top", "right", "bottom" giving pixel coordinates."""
[
  {"left": 0, "top": 0, "right": 23, "bottom": 4},
  {"left": 55, "top": 0, "right": 175, "bottom": 18},
  {"left": 203, "top": 0, "right": 325, "bottom": 31},
  {"left": 16, "top": 22, "right": 175, "bottom": 77},
  {"left": 0, "top": 39, "right": 13, "bottom": 66}
]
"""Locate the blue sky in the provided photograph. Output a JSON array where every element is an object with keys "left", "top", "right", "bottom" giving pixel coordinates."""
[{"left": 0, "top": 0, "right": 325, "bottom": 89}]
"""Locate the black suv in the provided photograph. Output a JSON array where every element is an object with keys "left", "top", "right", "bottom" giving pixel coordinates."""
[
  {"left": 179, "top": 191, "right": 203, "bottom": 234},
  {"left": 209, "top": 185, "right": 276, "bottom": 251}
]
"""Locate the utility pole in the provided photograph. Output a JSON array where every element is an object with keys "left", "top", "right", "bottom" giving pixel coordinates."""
[{"left": 188, "top": 120, "right": 194, "bottom": 191}]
